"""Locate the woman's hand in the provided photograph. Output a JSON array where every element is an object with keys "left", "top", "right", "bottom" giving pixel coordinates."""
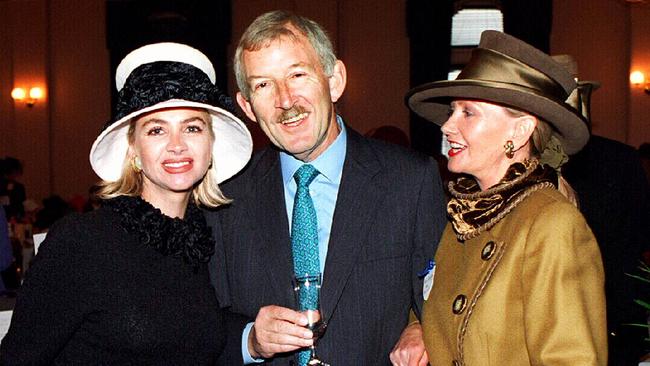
[{"left": 389, "top": 321, "right": 428, "bottom": 366}]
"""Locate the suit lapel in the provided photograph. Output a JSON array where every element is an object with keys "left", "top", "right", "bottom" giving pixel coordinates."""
[
  {"left": 253, "top": 149, "right": 296, "bottom": 305},
  {"left": 321, "top": 129, "right": 382, "bottom": 322}
]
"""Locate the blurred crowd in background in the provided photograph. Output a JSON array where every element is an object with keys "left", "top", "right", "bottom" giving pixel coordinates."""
[{"left": 0, "top": 157, "right": 101, "bottom": 295}]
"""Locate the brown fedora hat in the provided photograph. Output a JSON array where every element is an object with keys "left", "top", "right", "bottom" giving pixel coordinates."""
[{"left": 406, "top": 31, "right": 589, "bottom": 155}]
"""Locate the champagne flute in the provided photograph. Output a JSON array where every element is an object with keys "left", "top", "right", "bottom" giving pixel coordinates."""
[{"left": 293, "top": 273, "right": 329, "bottom": 366}]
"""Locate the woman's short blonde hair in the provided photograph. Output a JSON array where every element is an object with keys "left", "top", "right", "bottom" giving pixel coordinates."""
[
  {"left": 503, "top": 106, "right": 552, "bottom": 158},
  {"left": 504, "top": 106, "right": 577, "bottom": 205},
  {"left": 96, "top": 117, "right": 231, "bottom": 208}
]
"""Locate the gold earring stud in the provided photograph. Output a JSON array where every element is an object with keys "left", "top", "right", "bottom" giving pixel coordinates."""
[
  {"left": 504, "top": 140, "right": 515, "bottom": 159},
  {"left": 131, "top": 156, "right": 142, "bottom": 172}
]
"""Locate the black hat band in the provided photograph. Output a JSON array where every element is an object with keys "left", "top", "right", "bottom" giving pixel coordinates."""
[{"left": 108, "top": 61, "right": 232, "bottom": 131}]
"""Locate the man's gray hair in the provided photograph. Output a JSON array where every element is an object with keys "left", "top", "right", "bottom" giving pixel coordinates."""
[{"left": 234, "top": 10, "right": 337, "bottom": 99}]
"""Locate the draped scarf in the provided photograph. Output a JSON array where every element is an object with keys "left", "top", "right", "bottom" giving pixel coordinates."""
[{"left": 447, "top": 159, "right": 557, "bottom": 241}]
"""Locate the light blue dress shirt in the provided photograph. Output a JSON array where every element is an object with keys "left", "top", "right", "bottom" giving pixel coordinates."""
[{"left": 242, "top": 117, "right": 347, "bottom": 364}]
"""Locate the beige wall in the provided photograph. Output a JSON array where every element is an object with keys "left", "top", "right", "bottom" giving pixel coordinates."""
[
  {"left": 0, "top": 0, "right": 110, "bottom": 204},
  {"left": 337, "top": 1, "right": 410, "bottom": 134},
  {"left": 0, "top": 1, "right": 647, "bottom": 204},
  {"left": 49, "top": 0, "right": 110, "bottom": 203},
  {"left": 629, "top": 4, "right": 650, "bottom": 147},
  {"left": 551, "top": 0, "right": 630, "bottom": 142},
  {"left": 1, "top": 0, "right": 52, "bottom": 202},
  {"left": 551, "top": 0, "right": 650, "bottom": 147}
]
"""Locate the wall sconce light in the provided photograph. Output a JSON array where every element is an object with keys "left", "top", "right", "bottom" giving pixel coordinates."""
[
  {"left": 630, "top": 71, "right": 650, "bottom": 94},
  {"left": 11, "top": 87, "right": 44, "bottom": 107}
]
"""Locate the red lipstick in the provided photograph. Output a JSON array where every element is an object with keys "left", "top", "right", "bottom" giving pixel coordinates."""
[{"left": 162, "top": 158, "right": 193, "bottom": 174}]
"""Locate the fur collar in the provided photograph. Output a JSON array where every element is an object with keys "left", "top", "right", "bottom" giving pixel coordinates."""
[{"left": 105, "top": 196, "right": 214, "bottom": 269}]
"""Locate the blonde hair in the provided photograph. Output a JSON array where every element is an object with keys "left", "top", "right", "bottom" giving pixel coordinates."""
[
  {"left": 504, "top": 107, "right": 578, "bottom": 206},
  {"left": 96, "top": 116, "right": 231, "bottom": 208}
]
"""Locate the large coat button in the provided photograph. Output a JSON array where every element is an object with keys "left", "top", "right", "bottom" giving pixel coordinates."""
[
  {"left": 452, "top": 294, "right": 467, "bottom": 314},
  {"left": 481, "top": 240, "right": 496, "bottom": 260}
]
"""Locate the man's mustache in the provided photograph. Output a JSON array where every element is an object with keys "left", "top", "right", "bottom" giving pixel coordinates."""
[{"left": 277, "top": 105, "right": 309, "bottom": 123}]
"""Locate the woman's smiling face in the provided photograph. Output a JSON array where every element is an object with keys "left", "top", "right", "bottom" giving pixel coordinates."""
[
  {"left": 441, "top": 100, "right": 523, "bottom": 190},
  {"left": 130, "top": 107, "right": 213, "bottom": 201}
]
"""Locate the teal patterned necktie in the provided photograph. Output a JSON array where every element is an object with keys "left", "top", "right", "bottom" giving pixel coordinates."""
[
  {"left": 291, "top": 164, "right": 320, "bottom": 366},
  {"left": 291, "top": 164, "right": 321, "bottom": 281}
]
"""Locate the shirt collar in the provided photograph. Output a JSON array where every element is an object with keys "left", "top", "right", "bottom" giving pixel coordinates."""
[{"left": 280, "top": 115, "right": 347, "bottom": 185}]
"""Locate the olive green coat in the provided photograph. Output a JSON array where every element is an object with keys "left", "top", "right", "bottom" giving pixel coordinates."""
[{"left": 422, "top": 188, "right": 607, "bottom": 366}]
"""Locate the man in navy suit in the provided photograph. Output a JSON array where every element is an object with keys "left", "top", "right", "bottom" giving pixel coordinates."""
[{"left": 208, "top": 10, "right": 447, "bottom": 365}]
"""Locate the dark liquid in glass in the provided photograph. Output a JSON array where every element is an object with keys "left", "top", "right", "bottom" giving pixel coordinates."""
[
  {"left": 305, "top": 309, "right": 327, "bottom": 338},
  {"left": 308, "top": 320, "right": 327, "bottom": 339}
]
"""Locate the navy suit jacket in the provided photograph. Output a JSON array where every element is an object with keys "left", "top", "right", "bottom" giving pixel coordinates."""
[{"left": 208, "top": 127, "right": 446, "bottom": 365}]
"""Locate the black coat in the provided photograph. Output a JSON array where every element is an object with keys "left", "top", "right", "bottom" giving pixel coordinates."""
[
  {"left": 1, "top": 203, "right": 226, "bottom": 365},
  {"left": 564, "top": 135, "right": 650, "bottom": 365}
]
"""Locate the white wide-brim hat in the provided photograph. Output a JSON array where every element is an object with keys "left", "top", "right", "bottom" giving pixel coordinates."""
[{"left": 90, "top": 42, "right": 252, "bottom": 183}]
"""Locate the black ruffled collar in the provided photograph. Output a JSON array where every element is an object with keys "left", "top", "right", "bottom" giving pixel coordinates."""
[{"left": 104, "top": 196, "right": 214, "bottom": 269}]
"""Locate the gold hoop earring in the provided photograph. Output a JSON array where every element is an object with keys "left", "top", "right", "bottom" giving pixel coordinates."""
[
  {"left": 131, "top": 156, "right": 142, "bottom": 172},
  {"left": 504, "top": 140, "right": 515, "bottom": 159}
]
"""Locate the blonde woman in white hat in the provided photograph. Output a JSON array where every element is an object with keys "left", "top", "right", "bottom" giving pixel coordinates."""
[
  {"left": 391, "top": 31, "right": 606, "bottom": 366},
  {"left": 0, "top": 42, "right": 252, "bottom": 364}
]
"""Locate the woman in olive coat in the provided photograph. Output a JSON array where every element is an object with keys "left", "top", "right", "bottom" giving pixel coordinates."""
[{"left": 391, "top": 31, "right": 607, "bottom": 366}]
